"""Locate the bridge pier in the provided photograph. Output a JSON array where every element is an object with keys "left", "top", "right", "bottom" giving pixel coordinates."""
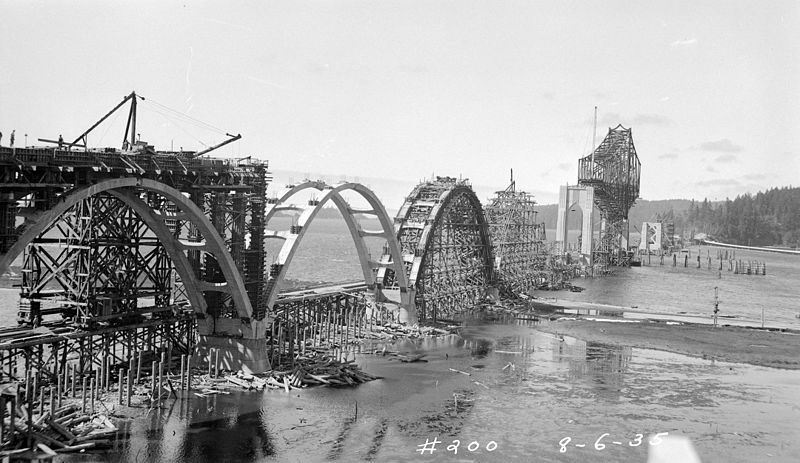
[
  {"left": 193, "top": 336, "right": 270, "bottom": 375},
  {"left": 195, "top": 318, "right": 270, "bottom": 374}
]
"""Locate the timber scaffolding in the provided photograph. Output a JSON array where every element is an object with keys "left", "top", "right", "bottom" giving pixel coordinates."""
[
  {"left": 269, "top": 283, "right": 370, "bottom": 367},
  {"left": 0, "top": 92, "right": 276, "bottom": 451},
  {"left": 0, "top": 145, "right": 272, "bottom": 325},
  {"left": 379, "top": 176, "right": 493, "bottom": 323},
  {"left": 485, "top": 176, "right": 549, "bottom": 297}
]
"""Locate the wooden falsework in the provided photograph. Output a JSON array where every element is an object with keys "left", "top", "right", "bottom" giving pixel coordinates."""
[
  {"left": 0, "top": 142, "right": 270, "bottom": 336},
  {"left": 379, "top": 176, "right": 493, "bottom": 322},
  {"left": 485, "top": 179, "right": 549, "bottom": 296}
]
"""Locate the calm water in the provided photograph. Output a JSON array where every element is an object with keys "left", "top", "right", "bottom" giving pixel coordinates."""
[
  {"left": 69, "top": 323, "right": 800, "bottom": 462},
  {"left": 548, "top": 245, "right": 800, "bottom": 330}
]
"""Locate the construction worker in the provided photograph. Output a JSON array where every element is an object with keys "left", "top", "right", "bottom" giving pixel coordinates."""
[
  {"left": 9, "top": 130, "right": 14, "bottom": 148},
  {"left": 58, "top": 134, "right": 64, "bottom": 148},
  {"left": 0, "top": 130, "right": 3, "bottom": 146}
]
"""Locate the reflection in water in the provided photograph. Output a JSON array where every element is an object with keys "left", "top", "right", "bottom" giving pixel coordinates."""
[
  {"left": 181, "top": 410, "right": 274, "bottom": 462},
  {"left": 107, "top": 395, "right": 275, "bottom": 463},
  {"left": 469, "top": 338, "right": 494, "bottom": 358},
  {"left": 67, "top": 322, "right": 800, "bottom": 462},
  {"left": 552, "top": 336, "right": 632, "bottom": 400}
]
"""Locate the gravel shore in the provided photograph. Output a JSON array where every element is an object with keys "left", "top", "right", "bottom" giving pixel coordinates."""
[{"left": 535, "top": 317, "right": 800, "bottom": 369}]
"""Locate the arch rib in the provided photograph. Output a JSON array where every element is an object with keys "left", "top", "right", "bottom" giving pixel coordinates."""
[
  {"left": 0, "top": 178, "right": 253, "bottom": 322},
  {"left": 381, "top": 178, "right": 492, "bottom": 322},
  {"left": 264, "top": 182, "right": 414, "bottom": 321}
]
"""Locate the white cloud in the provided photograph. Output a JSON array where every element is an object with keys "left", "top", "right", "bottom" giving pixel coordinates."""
[
  {"left": 671, "top": 38, "right": 697, "bottom": 47},
  {"left": 699, "top": 139, "right": 743, "bottom": 153}
]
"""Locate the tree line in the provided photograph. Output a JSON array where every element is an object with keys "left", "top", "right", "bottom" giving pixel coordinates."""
[
  {"left": 535, "top": 186, "right": 800, "bottom": 248},
  {"left": 678, "top": 186, "right": 800, "bottom": 247}
]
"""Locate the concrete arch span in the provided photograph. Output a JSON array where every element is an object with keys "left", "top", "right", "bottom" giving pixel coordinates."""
[
  {"left": 264, "top": 181, "right": 415, "bottom": 322},
  {"left": 0, "top": 177, "right": 262, "bottom": 338},
  {"left": 379, "top": 178, "right": 493, "bottom": 322}
]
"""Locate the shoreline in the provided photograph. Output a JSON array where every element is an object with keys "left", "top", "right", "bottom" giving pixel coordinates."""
[
  {"left": 533, "top": 316, "right": 800, "bottom": 370},
  {"left": 703, "top": 239, "right": 800, "bottom": 255}
]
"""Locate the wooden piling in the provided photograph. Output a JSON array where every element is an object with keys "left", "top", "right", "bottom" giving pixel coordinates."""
[
  {"left": 70, "top": 363, "right": 76, "bottom": 397},
  {"left": 276, "top": 326, "right": 283, "bottom": 367},
  {"left": 118, "top": 368, "right": 124, "bottom": 405},
  {"left": 105, "top": 357, "right": 111, "bottom": 391},
  {"left": 157, "top": 361, "right": 164, "bottom": 406},
  {"left": 345, "top": 307, "right": 350, "bottom": 347},
  {"left": 128, "top": 357, "right": 135, "bottom": 387},
  {"left": 52, "top": 344, "right": 59, "bottom": 383},
  {"left": 292, "top": 306, "right": 300, "bottom": 358},
  {"left": 151, "top": 360, "right": 157, "bottom": 395},
  {"left": 32, "top": 371, "right": 39, "bottom": 407},
  {"left": 136, "top": 350, "right": 143, "bottom": 384},
  {"left": 90, "top": 377, "right": 95, "bottom": 413},
  {"left": 300, "top": 308, "right": 306, "bottom": 355},
  {"left": 81, "top": 376, "right": 87, "bottom": 413},
  {"left": 289, "top": 327, "right": 295, "bottom": 369},
  {"left": 56, "top": 369, "right": 63, "bottom": 409},
  {"left": 126, "top": 371, "right": 132, "bottom": 407},
  {"left": 180, "top": 354, "right": 186, "bottom": 390},
  {"left": 48, "top": 386, "right": 55, "bottom": 419},
  {"left": 214, "top": 348, "right": 220, "bottom": 378},
  {"left": 0, "top": 396, "right": 5, "bottom": 443},
  {"left": 9, "top": 395, "right": 15, "bottom": 438},
  {"left": 168, "top": 344, "right": 173, "bottom": 374},
  {"left": 186, "top": 354, "right": 192, "bottom": 392},
  {"left": 38, "top": 386, "right": 45, "bottom": 418},
  {"left": 326, "top": 308, "right": 331, "bottom": 345}
]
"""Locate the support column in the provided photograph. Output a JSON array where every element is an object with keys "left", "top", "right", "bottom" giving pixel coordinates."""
[
  {"left": 195, "top": 318, "right": 270, "bottom": 374},
  {"left": 555, "top": 185, "right": 570, "bottom": 255},
  {"left": 579, "top": 187, "right": 594, "bottom": 258},
  {"left": 555, "top": 185, "right": 594, "bottom": 262}
]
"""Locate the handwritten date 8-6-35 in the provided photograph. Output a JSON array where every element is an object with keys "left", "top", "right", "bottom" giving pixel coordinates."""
[{"left": 559, "top": 432, "right": 670, "bottom": 453}]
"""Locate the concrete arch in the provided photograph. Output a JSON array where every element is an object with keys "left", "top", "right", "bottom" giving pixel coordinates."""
[
  {"left": 409, "top": 184, "right": 493, "bottom": 287},
  {"left": 0, "top": 178, "right": 253, "bottom": 322},
  {"left": 383, "top": 179, "right": 492, "bottom": 321},
  {"left": 264, "top": 182, "right": 414, "bottom": 321}
]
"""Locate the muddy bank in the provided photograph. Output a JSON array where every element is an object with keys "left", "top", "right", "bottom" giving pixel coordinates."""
[{"left": 536, "top": 318, "right": 800, "bottom": 369}]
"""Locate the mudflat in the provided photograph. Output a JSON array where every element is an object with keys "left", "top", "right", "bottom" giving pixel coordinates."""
[{"left": 536, "top": 318, "right": 800, "bottom": 369}]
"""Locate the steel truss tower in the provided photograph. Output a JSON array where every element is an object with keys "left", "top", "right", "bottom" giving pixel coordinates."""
[{"left": 578, "top": 124, "right": 641, "bottom": 267}]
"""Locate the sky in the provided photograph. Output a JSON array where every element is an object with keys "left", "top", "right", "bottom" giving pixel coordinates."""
[{"left": 1, "top": 0, "right": 798, "bottom": 208}]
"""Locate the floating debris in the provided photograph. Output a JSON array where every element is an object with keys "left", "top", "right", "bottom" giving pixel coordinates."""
[
  {"left": 0, "top": 402, "right": 119, "bottom": 455},
  {"left": 222, "top": 352, "right": 379, "bottom": 392}
]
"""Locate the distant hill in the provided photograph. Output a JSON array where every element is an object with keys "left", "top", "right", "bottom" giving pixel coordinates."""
[
  {"left": 534, "top": 186, "right": 800, "bottom": 247},
  {"left": 536, "top": 198, "right": 697, "bottom": 230},
  {"left": 272, "top": 206, "right": 383, "bottom": 221}
]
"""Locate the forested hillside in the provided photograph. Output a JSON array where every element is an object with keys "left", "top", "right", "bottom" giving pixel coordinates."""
[
  {"left": 682, "top": 187, "right": 800, "bottom": 246},
  {"left": 535, "top": 186, "right": 800, "bottom": 247}
]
